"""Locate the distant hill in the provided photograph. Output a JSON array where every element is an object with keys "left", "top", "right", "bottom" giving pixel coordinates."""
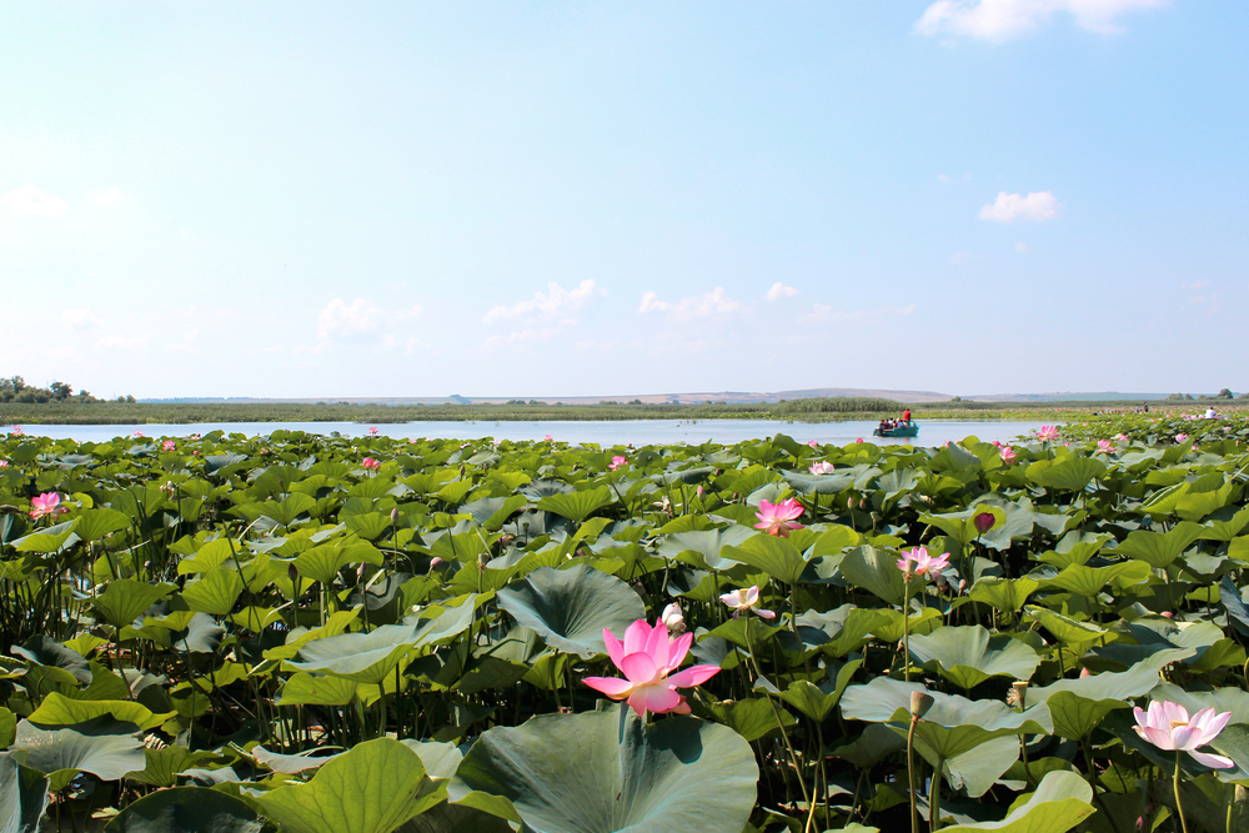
[{"left": 141, "top": 388, "right": 1182, "bottom": 406}]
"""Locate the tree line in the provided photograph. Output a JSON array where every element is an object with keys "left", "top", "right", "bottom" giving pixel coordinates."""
[{"left": 0, "top": 376, "right": 134, "bottom": 404}]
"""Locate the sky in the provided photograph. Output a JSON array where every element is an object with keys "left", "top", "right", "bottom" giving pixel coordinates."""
[{"left": 1, "top": 1, "right": 1247, "bottom": 399}]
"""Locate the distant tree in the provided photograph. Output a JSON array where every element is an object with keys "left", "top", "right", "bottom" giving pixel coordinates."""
[
  {"left": 949, "top": 396, "right": 963, "bottom": 403},
  {"left": 1218, "top": 388, "right": 1234, "bottom": 399},
  {"left": 49, "top": 381, "right": 72, "bottom": 400}
]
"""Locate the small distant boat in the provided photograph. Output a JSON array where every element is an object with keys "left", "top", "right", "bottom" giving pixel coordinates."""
[{"left": 873, "top": 422, "right": 919, "bottom": 438}]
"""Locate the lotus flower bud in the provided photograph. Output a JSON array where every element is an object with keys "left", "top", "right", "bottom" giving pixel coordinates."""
[
  {"left": 661, "top": 602, "right": 685, "bottom": 634},
  {"left": 428, "top": 556, "right": 444, "bottom": 572},
  {"left": 909, "top": 691, "right": 934, "bottom": 719},
  {"left": 389, "top": 506, "right": 400, "bottom": 524},
  {"left": 973, "top": 511, "right": 996, "bottom": 534}
]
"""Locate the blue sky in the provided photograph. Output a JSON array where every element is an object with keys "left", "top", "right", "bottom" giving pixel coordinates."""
[{"left": 2, "top": 1, "right": 1246, "bottom": 398}]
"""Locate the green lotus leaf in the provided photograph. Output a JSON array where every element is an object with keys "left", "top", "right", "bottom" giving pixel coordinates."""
[
  {"left": 1029, "top": 651, "right": 1189, "bottom": 738},
  {"left": 295, "top": 540, "right": 384, "bottom": 585},
  {"left": 10, "top": 635, "right": 91, "bottom": 685},
  {"left": 535, "top": 486, "right": 614, "bottom": 522},
  {"left": 93, "top": 580, "right": 176, "bottom": 629},
  {"left": 1025, "top": 455, "right": 1105, "bottom": 492},
  {"left": 10, "top": 519, "right": 79, "bottom": 553},
  {"left": 0, "top": 753, "right": 47, "bottom": 833},
  {"left": 1112, "top": 521, "right": 1204, "bottom": 567},
  {"left": 27, "top": 693, "right": 172, "bottom": 732},
  {"left": 103, "top": 787, "right": 263, "bottom": 833},
  {"left": 937, "top": 770, "right": 1094, "bottom": 833},
  {"left": 11, "top": 716, "right": 144, "bottom": 790},
  {"left": 73, "top": 507, "right": 131, "bottom": 542},
  {"left": 496, "top": 564, "right": 644, "bottom": 657},
  {"left": 721, "top": 532, "right": 808, "bottom": 584},
  {"left": 908, "top": 625, "right": 1041, "bottom": 689},
  {"left": 657, "top": 526, "right": 753, "bottom": 571},
  {"left": 285, "top": 623, "right": 422, "bottom": 683},
  {"left": 452, "top": 706, "right": 758, "bottom": 833},
  {"left": 968, "top": 577, "right": 1039, "bottom": 614},
  {"left": 838, "top": 545, "right": 907, "bottom": 604},
  {"left": 1037, "top": 561, "right": 1150, "bottom": 596},
  {"left": 181, "top": 567, "right": 244, "bottom": 616},
  {"left": 945, "top": 735, "right": 1020, "bottom": 798},
  {"left": 254, "top": 737, "right": 443, "bottom": 833}
]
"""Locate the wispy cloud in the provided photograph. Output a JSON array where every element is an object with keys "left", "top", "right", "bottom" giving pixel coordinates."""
[
  {"left": 979, "top": 190, "right": 1060, "bottom": 222},
  {"left": 483, "top": 279, "right": 599, "bottom": 325},
  {"left": 316, "top": 297, "right": 423, "bottom": 342},
  {"left": 638, "top": 287, "right": 743, "bottom": 319},
  {"left": 765, "top": 282, "right": 799, "bottom": 302},
  {"left": 915, "top": 0, "right": 1167, "bottom": 42},
  {"left": 0, "top": 185, "right": 68, "bottom": 218}
]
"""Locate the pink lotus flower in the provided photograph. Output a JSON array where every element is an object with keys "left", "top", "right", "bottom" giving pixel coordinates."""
[
  {"left": 973, "top": 511, "right": 996, "bottom": 534},
  {"left": 660, "top": 602, "right": 685, "bottom": 633},
  {"left": 1000, "top": 445, "right": 1017, "bottom": 463},
  {"left": 368, "top": 426, "right": 379, "bottom": 435},
  {"left": 609, "top": 455, "right": 628, "bottom": 471},
  {"left": 0, "top": 459, "right": 8, "bottom": 468},
  {"left": 719, "top": 585, "right": 776, "bottom": 620},
  {"left": 896, "top": 546, "right": 950, "bottom": 579},
  {"left": 1037, "top": 425, "right": 1060, "bottom": 442},
  {"left": 1116, "top": 433, "right": 1130, "bottom": 442},
  {"left": 583, "top": 619, "right": 720, "bottom": 716},
  {"left": 133, "top": 430, "right": 145, "bottom": 438},
  {"left": 855, "top": 437, "right": 864, "bottom": 444},
  {"left": 1096, "top": 440, "right": 1116, "bottom": 454},
  {"left": 10, "top": 425, "right": 23, "bottom": 435},
  {"left": 189, "top": 432, "right": 201, "bottom": 440},
  {"left": 1132, "top": 700, "right": 1233, "bottom": 769},
  {"left": 754, "top": 498, "right": 804, "bottom": 537},
  {"left": 1175, "top": 433, "right": 1189, "bottom": 443},
  {"left": 543, "top": 434, "right": 553, "bottom": 441},
  {"left": 30, "top": 492, "right": 65, "bottom": 520},
  {"left": 806, "top": 439, "right": 819, "bottom": 448},
  {"left": 361, "top": 457, "right": 381, "bottom": 470},
  {"left": 161, "top": 439, "right": 177, "bottom": 452},
  {"left": 992, "top": 440, "right": 1003, "bottom": 448},
  {"left": 809, "top": 460, "right": 835, "bottom": 475}
]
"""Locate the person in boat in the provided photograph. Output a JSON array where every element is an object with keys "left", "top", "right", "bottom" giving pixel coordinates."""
[{"left": 901, "top": 408, "right": 912, "bottom": 424}]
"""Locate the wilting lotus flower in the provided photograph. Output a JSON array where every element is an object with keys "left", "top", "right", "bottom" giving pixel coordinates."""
[
  {"left": 361, "top": 457, "right": 381, "bottom": 470},
  {"left": 809, "top": 460, "right": 836, "bottom": 475},
  {"left": 660, "top": 602, "right": 685, "bottom": 633},
  {"left": 719, "top": 585, "right": 776, "bottom": 620},
  {"left": 1132, "top": 700, "right": 1233, "bottom": 768},
  {"left": 368, "top": 426, "right": 379, "bottom": 435},
  {"left": 609, "top": 454, "right": 628, "bottom": 471},
  {"left": 10, "top": 425, "right": 23, "bottom": 435},
  {"left": 161, "top": 439, "right": 176, "bottom": 452},
  {"left": 30, "top": 492, "right": 64, "bottom": 520},
  {"left": 1096, "top": 440, "right": 1116, "bottom": 454},
  {"left": 1036, "top": 425, "right": 1060, "bottom": 442},
  {"left": 754, "top": 498, "right": 804, "bottom": 537},
  {"left": 583, "top": 619, "right": 720, "bottom": 716},
  {"left": 1000, "top": 445, "right": 1017, "bottom": 463},
  {"left": 1175, "top": 433, "right": 1189, "bottom": 443},
  {"left": 896, "top": 546, "right": 950, "bottom": 579}
]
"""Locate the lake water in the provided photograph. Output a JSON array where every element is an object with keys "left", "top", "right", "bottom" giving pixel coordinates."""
[{"left": 11, "top": 419, "right": 1051, "bottom": 447}]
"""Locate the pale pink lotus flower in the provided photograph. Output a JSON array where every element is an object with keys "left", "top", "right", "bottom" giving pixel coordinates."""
[
  {"left": 1132, "top": 700, "right": 1234, "bottom": 768},
  {"left": 1079, "top": 667, "right": 1091, "bottom": 678},
  {"left": 361, "top": 457, "right": 381, "bottom": 470},
  {"left": 1116, "top": 433, "right": 1131, "bottom": 442},
  {"left": 754, "top": 498, "right": 804, "bottom": 537},
  {"left": 1000, "top": 445, "right": 1018, "bottom": 463},
  {"left": 695, "top": 484, "right": 705, "bottom": 497},
  {"left": 583, "top": 619, "right": 720, "bottom": 716},
  {"left": 808, "top": 460, "right": 836, "bottom": 475},
  {"left": 896, "top": 546, "right": 951, "bottom": 579},
  {"left": 368, "top": 426, "right": 379, "bottom": 435},
  {"left": 1036, "top": 425, "right": 1060, "bottom": 442},
  {"left": 30, "top": 492, "right": 64, "bottom": 520},
  {"left": 806, "top": 439, "right": 819, "bottom": 448},
  {"left": 10, "top": 425, "right": 23, "bottom": 435},
  {"left": 1095, "top": 440, "right": 1116, "bottom": 454},
  {"left": 609, "top": 455, "right": 628, "bottom": 471},
  {"left": 660, "top": 602, "right": 685, "bottom": 633},
  {"left": 1175, "top": 433, "right": 1189, "bottom": 443},
  {"left": 855, "top": 437, "right": 864, "bottom": 444},
  {"left": 0, "top": 459, "right": 8, "bottom": 468},
  {"left": 161, "top": 439, "right": 176, "bottom": 452},
  {"left": 719, "top": 585, "right": 777, "bottom": 620},
  {"left": 543, "top": 434, "right": 553, "bottom": 441},
  {"left": 133, "top": 430, "right": 145, "bottom": 438}
]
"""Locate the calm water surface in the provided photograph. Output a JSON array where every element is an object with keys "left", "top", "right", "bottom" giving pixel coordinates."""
[{"left": 14, "top": 419, "right": 1051, "bottom": 447}]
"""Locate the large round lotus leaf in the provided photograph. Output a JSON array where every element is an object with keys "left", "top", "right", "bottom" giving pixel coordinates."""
[
  {"left": 454, "top": 707, "right": 758, "bottom": 833},
  {"left": 284, "top": 623, "right": 420, "bottom": 683},
  {"left": 907, "top": 625, "right": 1041, "bottom": 689},
  {"left": 496, "top": 564, "right": 645, "bottom": 657},
  {"left": 253, "top": 738, "right": 442, "bottom": 833},
  {"left": 11, "top": 716, "right": 144, "bottom": 791},
  {"left": 103, "top": 787, "right": 263, "bottom": 833},
  {"left": 938, "top": 770, "right": 1094, "bottom": 833},
  {"left": 0, "top": 752, "right": 47, "bottom": 833}
]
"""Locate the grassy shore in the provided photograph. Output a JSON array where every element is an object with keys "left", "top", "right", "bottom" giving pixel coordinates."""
[{"left": 1, "top": 398, "right": 1243, "bottom": 425}]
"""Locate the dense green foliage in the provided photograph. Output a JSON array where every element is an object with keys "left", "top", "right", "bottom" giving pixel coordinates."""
[
  {"left": 1, "top": 417, "right": 1248, "bottom": 831},
  {"left": 0, "top": 376, "right": 123, "bottom": 404}
]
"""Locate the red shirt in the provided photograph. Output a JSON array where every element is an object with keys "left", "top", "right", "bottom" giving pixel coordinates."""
[{"left": 902, "top": 409, "right": 912, "bottom": 421}]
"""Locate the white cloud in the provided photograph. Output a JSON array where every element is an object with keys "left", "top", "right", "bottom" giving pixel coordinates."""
[
  {"left": 638, "top": 287, "right": 743, "bottom": 319},
  {"left": 316, "top": 297, "right": 422, "bottom": 342},
  {"left": 979, "top": 191, "right": 1060, "bottom": 222},
  {"left": 916, "top": 0, "right": 1167, "bottom": 42},
  {"left": 0, "top": 185, "right": 68, "bottom": 218},
  {"left": 87, "top": 187, "right": 126, "bottom": 208},
  {"left": 765, "top": 282, "right": 799, "bottom": 302},
  {"left": 483, "top": 279, "right": 598, "bottom": 324}
]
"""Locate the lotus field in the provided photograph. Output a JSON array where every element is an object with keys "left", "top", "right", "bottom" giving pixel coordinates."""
[{"left": 3, "top": 417, "right": 1249, "bottom": 833}]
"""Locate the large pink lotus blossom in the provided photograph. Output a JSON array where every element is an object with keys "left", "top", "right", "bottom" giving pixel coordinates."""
[
  {"left": 720, "top": 585, "right": 776, "bottom": 620},
  {"left": 855, "top": 437, "right": 864, "bottom": 444},
  {"left": 1036, "top": 425, "right": 1060, "bottom": 442},
  {"left": 361, "top": 457, "right": 381, "bottom": 470},
  {"left": 133, "top": 430, "right": 145, "bottom": 438},
  {"left": 999, "top": 445, "right": 1017, "bottom": 464},
  {"left": 1132, "top": 700, "right": 1233, "bottom": 768},
  {"left": 754, "top": 498, "right": 804, "bottom": 537},
  {"left": 30, "top": 492, "right": 65, "bottom": 520},
  {"left": 809, "top": 460, "right": 835, "bottom": 475},
  {"left": 609, "top": 455, "right": 628, "bottom": 471},
  {"left": 583, "top": 619, "right": 720, "bottom": 716},
  {"left": 161, "top": 439, "right": 177, "bottom": 452},
  {"left": 896, "top": 546, "right": 950, "bottom": 579},
  {"left": 1095, "top": 440, "right": 1116, "bottom": 454}
]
